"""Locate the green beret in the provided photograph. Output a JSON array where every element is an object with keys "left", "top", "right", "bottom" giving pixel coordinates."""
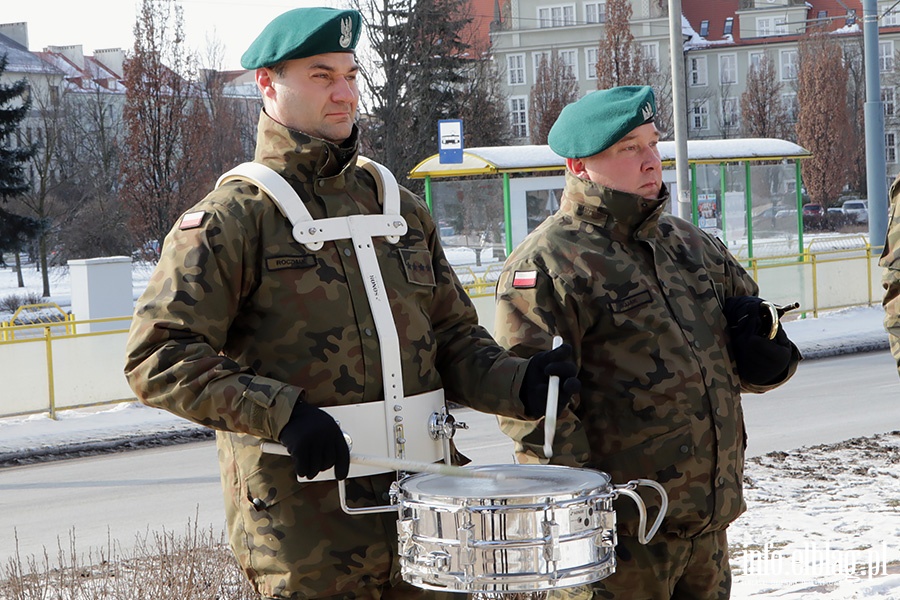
[
  {"left": 241, "top": 8, "right": 362, "bottom": 69},
  {"left": 548, "top": 86, "right": 657, "bottom": 159}
]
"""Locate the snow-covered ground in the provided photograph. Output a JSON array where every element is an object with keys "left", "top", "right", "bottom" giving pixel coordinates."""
[{"left": 1, "top": 260, "right": 899, "bottom": 598}]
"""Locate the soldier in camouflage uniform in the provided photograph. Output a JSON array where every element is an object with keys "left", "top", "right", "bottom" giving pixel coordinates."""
[
  {"left": 883, "top": 176, "right": 900, "bottom": 374},
  {"left": 493, "top": 86, "right": 801, "bottom": 599},
  {"left": 124, "top": 8, "right": 579, "bottom": 600}
]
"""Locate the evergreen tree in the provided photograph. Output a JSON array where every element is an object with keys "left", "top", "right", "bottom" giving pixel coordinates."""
[
  {"left": 0, "top": 52, "right": 41, "bottom": 271},
  {"left": 353, "top": 0, "right": 508, "bottom": 190}
]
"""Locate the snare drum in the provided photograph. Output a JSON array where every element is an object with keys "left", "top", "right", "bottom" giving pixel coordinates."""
[{"left": 393, "top": 464, "right": 617, "bottom": 593}]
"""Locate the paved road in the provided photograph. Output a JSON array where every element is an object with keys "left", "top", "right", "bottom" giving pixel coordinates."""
[{"left": 1, "top": 350, "right": 898, "bottom": 567}]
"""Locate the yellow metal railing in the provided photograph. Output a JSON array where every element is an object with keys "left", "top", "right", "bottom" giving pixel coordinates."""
[
  {"left": 0, "top": 245, "right": 886, "bottom": 420},
  {"left": 0, "top": 302, "right": 75, "bottom": 341},
  {"left": 0, "top": 315, "right": 132, "bottom": 419},
  {"left": 464, "top": 245, "right": 885, "bottom": 320}
]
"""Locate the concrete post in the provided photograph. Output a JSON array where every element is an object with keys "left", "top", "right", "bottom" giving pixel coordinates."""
[{"left": 69, "top": 256, "right": 133, "bottom": 333}]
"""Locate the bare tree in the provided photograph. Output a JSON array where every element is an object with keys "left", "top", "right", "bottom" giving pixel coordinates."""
[
  {"left": 16, "top": 81, "right": 80, "bottom": 295},
  {"left": 55, "top": 83, "right": 133, "bottom": 262},
  {"left": 796, "top": 31, "right": 850, "bottom": 207},
  {"left": 528, "top": 51, "right": 577, "bottom": 145},
  {"left": 121, "top": 0, "right": 211, "bottom": 258},
  {"left": 196, "top": 36, "right": 253, "bottom": 175},
  {"left": 593, "top": 0, "right": 671, "bottom": 136},
  {"left": 740, "top": 55, "right": 790, "bottom": 139},
  {"left": 595, "top": 0, "right": 654, "bottom": 89},
  {"left": 842, "top": 35, "right": 868, "bottom": 197}
]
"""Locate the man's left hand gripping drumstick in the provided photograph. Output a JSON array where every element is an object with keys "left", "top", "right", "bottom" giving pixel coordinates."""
[{"left": 543, "top": 335, "right": 563, "bottom": 458}]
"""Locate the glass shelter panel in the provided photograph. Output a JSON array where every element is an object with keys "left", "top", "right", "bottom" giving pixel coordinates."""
[
  {"left": 691, "top": 162, "right": 801, "bottom": 259},
  {"left": 746, "top": 162, "right": 801, "bottom": 258},
  {"left": 430, "top": 177, "right": 507, "bottom": 267}
]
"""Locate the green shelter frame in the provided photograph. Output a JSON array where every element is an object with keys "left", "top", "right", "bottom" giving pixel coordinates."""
[{"left": 409, "top": 138, "right": 812, "bottom": 258}]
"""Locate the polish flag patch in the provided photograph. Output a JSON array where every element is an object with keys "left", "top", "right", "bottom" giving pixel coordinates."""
[
  {"left": 179, "top": 211, "right": 205, "bottom": 230},
  {"left": 512, "top": 270, "right": 538, "bottom": 288}
]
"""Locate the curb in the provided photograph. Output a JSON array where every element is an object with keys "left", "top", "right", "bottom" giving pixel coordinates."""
[
  {"left": 796, "top": 338, "right": 892, "bottom": 361},
  {"left": 0, "top": 427, "right": 214, "bottom": 467}
]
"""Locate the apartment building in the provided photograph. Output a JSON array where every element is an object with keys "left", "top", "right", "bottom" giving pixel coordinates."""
[
  {"left": 490, "top": 0, "right": 900, "bottom": 183},
  {"left": 491, "top": 0, "right": 671, "bottom": 139}
]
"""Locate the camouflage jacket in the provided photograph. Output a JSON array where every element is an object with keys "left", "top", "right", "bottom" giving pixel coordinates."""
[
  {"left": 124, "top": 111, "right": 530, "bottom": 598},
  {"left": 882, "top": 177, "right": 900, "bottom": 373},
  {"left": 494, "top": 173, "right": 799, "bottom": 540}
]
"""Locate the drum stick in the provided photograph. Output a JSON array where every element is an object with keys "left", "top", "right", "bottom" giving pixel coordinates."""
[
  {"left": 260, "top": 443, "right": 504, "bottom": 480},
  {"left": 543, "top": 335, "right": 564, "bottom": 459}
]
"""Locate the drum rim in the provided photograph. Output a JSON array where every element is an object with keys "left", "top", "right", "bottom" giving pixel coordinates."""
[{"left": 398, "top": 463, "right": 613, "bottom": 499}]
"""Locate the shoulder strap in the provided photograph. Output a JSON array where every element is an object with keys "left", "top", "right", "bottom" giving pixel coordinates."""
[{"left": 215, "top": 157, "right": 405, "bottom": 249}]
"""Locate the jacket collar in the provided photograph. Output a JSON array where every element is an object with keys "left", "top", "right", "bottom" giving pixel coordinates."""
[
  {"left": 253, "top": 110, "right": 361, "bottom": 190},
  {"left": 559, "top": 171, "right": 669, "bottom": 239}
]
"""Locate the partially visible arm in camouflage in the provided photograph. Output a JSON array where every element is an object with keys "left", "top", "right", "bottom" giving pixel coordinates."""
[
  {"left": 405, "top": 195, "right": 531, "bottom": 419},
  {"left": 716, "top": 236, "right": 801, "bottom": 393},
  {"left": 881, "top": 183, "right": 900, "bottom": 375},
  {"left": 493, "top": 257, "right": 592, "bottom": 467},
  {"left": 125, "top": 200, "right": 295, "bottom": 441}
]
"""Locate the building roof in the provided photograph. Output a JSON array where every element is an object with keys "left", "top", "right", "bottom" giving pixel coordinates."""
[
  {"left": 680, "top": 0, "right": 883, "bottom": 48},
  {"left": 0, "top": 31, "right": 59, "bottom": 75},
  {"left": 36, "top": 48, "right": 125, "bottom": 94}
]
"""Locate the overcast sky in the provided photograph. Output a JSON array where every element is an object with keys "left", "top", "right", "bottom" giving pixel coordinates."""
[{"left": 4, "top": 0, "right": 337, "bottom": 71}]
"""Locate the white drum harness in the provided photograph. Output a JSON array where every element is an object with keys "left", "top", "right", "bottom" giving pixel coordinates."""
[{"left": 217, "top": 158, "right": 460, "bottom": 483}]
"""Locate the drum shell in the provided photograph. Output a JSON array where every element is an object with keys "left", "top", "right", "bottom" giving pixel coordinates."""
[{"left": 395, "top": 465, "right": 618, "bottom": 592}]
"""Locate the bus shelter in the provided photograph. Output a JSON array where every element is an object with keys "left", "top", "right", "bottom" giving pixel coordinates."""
[{"left": 408, "top": 138, "right": 811, "bottom": 260}]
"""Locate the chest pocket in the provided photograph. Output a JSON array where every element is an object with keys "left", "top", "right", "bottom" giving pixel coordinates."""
[{"left": 399, "top": 248, "right": 436, "bottom": 287}]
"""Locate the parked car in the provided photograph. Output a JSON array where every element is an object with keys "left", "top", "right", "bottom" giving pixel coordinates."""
[
  {"left": 802, "top": 203, "right": 829, "bottom": 230},
  {"left": 841, "top": 199, "right": 869, "bottom": 224},
  {"left": 802, "top": 203, "right": 825, "bottom": 216}
]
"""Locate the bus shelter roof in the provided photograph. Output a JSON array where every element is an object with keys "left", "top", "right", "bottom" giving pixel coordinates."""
[{"left": 408, "top": 138, "right": 811, "bottom": 179}]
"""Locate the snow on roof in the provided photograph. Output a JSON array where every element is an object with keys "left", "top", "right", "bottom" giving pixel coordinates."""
[
  {"left": 0, "top": 32, "right": 60, "bottom": 75},
  {"left": 408, "top": 139, "right": 811, "bottom": 178}
]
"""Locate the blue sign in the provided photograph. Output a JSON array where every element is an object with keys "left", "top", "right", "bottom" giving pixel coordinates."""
[{"left": 438, "top": 119, "right": 463, "bottom": 164}]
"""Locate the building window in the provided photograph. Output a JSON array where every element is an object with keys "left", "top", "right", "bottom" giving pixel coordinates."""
[
  {"left": 533, "top": 51, "right": 551, "bottom": 82},
  {"left": 558, "top": 49, "right": 577, "bottom": 78},
  {"left": 758, "top": 16, "right": 788, "bottom": 36},
  {"left": 689, "top": 55, "right": 708, "bottom": 86},
  {"left": 586, "top": 47, "right": 598, "bottom": 79},
  {"left": 884, "top": 87, "right": 896, "bottom": 117},
  {"left": 699, "top": 20, "right": 709, "bottom": 37},
  {"left": 775, "top": 17, "right": 788, "bottom": 34},
  {"left": 883, "top": 3, "right": 900, "bottom": 26},
  {"left": 817, "top": 10, "right": 827, "bottom": 20},
  {"left": 641, "top": 42, "right": 659, "bottom": 70},
  {"left": 780, "top": 49, "right": 798, "bottom": 80},
  {"left": 719, "top": 54, "right": 737, "bottom": 84},
  {"left": 690, "top": 100, "right": 709, "bottom": 130},
  {"left": 538, "top": 4, "right": 575, "bottom": 27},
  {"left": 507, "top": 54, "right": 525, "bottom": 85},
  {"left": 722, "top": 97, "right": 740, "bottom": 129},
  {"left": 887, "top": 132, "right": 897, "bottom": 163},
  {"left": 881, "top": 40, "right": 895, "bottom": 71},
  {"left": 782, "top": 93, "right": 798, "bottom": 122},
  {"left": 749, "top": 51, "right": 765, "bottom": 71},
  {"left": 724, "top": 17, "right": 734, "bottom": 35},
  {"left": 585, "top": 1, "right": 606, "bottom": 23},
  {"left": 510, "top": 96, "right": 529, "bottom": 138}
]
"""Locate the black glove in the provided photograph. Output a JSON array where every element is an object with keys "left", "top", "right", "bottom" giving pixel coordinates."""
[
  {"left": 520, "top": 343, "right": 581, "bottom": 418},
  {"left": 278, "top": 400, "right": 350, "bottom": 481},
  {"left": 724, "top": 296, "right": 794, "bottom": 385}
]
